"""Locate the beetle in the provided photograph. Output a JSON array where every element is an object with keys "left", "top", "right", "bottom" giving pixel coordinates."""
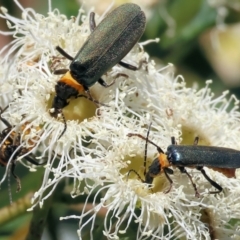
[
  {"left": 0, "top": 107, "right": 43, "bottom": 192},
  {"left": 128, "top": 125, "right": 239, "bottom": 197},
  {"left": 51, "top": 3, "right": 146, "bottom": 139}
]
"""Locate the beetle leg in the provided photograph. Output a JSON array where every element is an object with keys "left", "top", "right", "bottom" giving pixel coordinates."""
[
  {"left": 0, "top": 105, "right": 9, "bottom": 114},
  {"left": 98, "top": 74, "right": 118, "bottom": 88},
  {"left": 127, "top": 169, "right": 144, "bottom": 183},
  {"left": 165, "top": 167, "right": 174, "bottom": 174},
  {"left": 193, "top": 137, "right": 199, "bottom": 145},
  {"left": 171, "top": 137, "right": 176, "bottom": 145},
  {"left": 10, "top": 162, "right": 21, "bottom": 192},
  {"left": 178, "top": 166, "right": 200, "bottom": 197},
  {"left": 118, "top": 61, "right": 138, "bottom": 70},
  {"left": 76, "top": 93, "right": 109, "bottom": 107},
  {"left": 196, "top": 166, "right": 222, "bottom": 194},
  {"left": 114, "top": 73, "right": 129, "bottom": 79},
  {"left": 89, "top": 12, "right": 96, "bottom": 32},
  {"left": 23, "top": 155, "right": 46, "bottom": 166},
  {"left": 163, "top": 167, "right": 173, "bottom": 193},
  {"left": 97, "top": 77, "right": 117, "bottom": 88},
  {"left": 97, "top": 77, "right": 115, "bottom": 88},
  {"left": 54, "top": 69, "right": 69, "bottom": 75},
  {"left": 55, "top": 46, "right": 74, "bottom": 61},
  {"left": 119, "top": 59, "right": 146, "bottom": 70},
  {"left": 57, "top": 110, "right": 67, "bottom": 140},
  {"left": 97, "top": 73, "right": 129, "bottom": 88},
  {"left": 0, "top": 107, "right": 12, "bottom": 128}
]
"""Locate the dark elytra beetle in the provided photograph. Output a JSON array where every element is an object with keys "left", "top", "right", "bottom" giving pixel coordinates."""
[
  {"left": 51, "top": 3, "right": 146, "bottom": 139},
  {"left": 128, "top": 124, "right": 239, "bottom": 197},
  {"left": 0, "top": 106, "right": 43, "bottom": 192}
]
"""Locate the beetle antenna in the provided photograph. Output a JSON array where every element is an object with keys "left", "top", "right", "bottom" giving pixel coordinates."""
[
  {"left": 143, "top": 123, "right": 152, "bottom": 176},
  {"left": 126, "top": 123, "right": 153, "bottom": 183},
  {"left": 127, "top": 132, "right": 164, "bottom": 154}
]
